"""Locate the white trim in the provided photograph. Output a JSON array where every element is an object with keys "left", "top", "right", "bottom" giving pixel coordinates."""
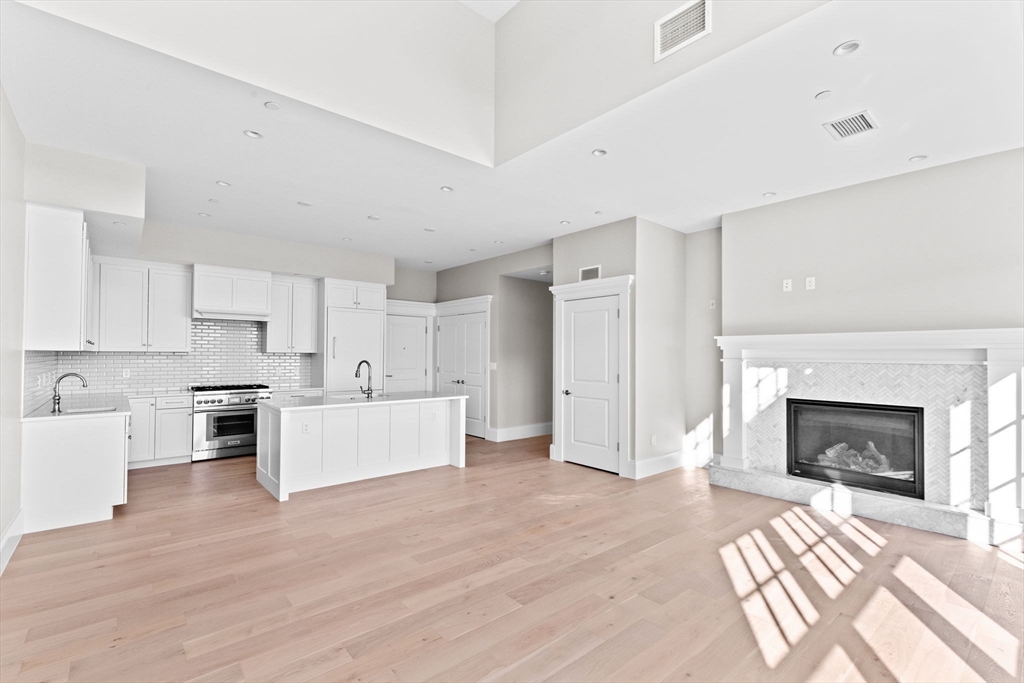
[
  {"left": 127, "top": 455, "right": 192, "bottom": 470},
  {"left": 434, "top": 295, "right": 493, "bottom": 439},
  {"left": 491, "top": 422, "right": 552, "bottom": 442},
  {"left": 628, "top": 450, "right": 684, "bottom": 480},
  {"left": 386, "top": 299, "right": 437, "bottom": 317},
  {"left": 551, "top": 275, "right": 633, "bottom": 477},
  {"left": 1, "top": 508, "right": 24, "bottom": 575}
]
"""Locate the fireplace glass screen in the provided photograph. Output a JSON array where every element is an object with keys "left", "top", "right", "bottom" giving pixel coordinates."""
[{"left": 787, "top": 399, "right": 924, "bottom": 498}]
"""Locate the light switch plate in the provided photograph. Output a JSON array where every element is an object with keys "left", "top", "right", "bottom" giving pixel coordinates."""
[
  {"left": 122, "top": 369, "right": 130, "bottom": 379},
  {"left": 489, "top": 362, "right": 497, "bottom": 371},
  {"left": 805, "top": 276, "right": 816, "bottom": 290},
  {"left": 782, "top": 279, "right": 792, "bottom": 292}
]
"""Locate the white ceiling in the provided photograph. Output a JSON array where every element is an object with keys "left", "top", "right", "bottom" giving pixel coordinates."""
[
  {"left": 2, "top": 1, "right": 1021, "bottom": 272},
  {"left": 460, "top": 0, "right": 519, "bottom": 23},
  {"left": 504, "top": 265, "right": 554, "bottom": 284}
]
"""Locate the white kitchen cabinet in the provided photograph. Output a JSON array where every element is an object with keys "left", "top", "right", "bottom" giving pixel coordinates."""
[
  {"left": 98, "top": 260, "right": 191, "bottom": 352},
  {"left": 99, "top": 263, "right": 149, "bottom": 351},
  {"left": 24, "top": 203, "right": 95, "bottom": 351},
  {"left": 279, "top": 388, "right": 324, "bottom": 399},
  {"left": 266, "top": 276, "right": 318, "bottom": 353},
  {"left": 128, "top": 397, "right": 156, "bottom": 462},
  {"left": 323, "top": 278, "right": 385, "bottom": 311},
  {"left": 154, "top": 407, "right": 193, "bottom": 459},
  {"left": 193, "top": 264, "right": 272, "bottom": 321},
  {"left": 325, "top": 308, "right": 385, "bottom": 392}
]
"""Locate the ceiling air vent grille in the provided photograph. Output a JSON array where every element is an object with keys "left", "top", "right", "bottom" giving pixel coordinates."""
[
  {"left": 655, "top": 0, "right": 711, "bottom": 62},
  {"left": 823, "top": 111, "right": 879, "bottom": 140},
  {"left": 579, "top": 265, "right": 601, "bottom": 282}
]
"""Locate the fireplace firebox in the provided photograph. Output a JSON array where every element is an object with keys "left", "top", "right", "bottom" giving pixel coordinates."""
[{"left": 787, "top": 399, "right": 924, "bottom": 499}]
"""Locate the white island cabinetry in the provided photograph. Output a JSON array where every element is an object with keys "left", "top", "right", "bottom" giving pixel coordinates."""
[{"left": 256, "top": 392, "right": 466, "bottom": 501}]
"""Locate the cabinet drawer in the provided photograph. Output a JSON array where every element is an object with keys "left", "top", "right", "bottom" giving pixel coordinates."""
[
  {"left": 282, "top": 389, "right": 324, "bottom": 399},
  {"left": 156, "top": 395, "right": 192, "bottom": 410}
]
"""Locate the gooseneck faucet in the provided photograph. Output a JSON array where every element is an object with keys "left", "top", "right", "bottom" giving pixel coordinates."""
[
  {"left": 52, "top": 373, "right": 88, "bottom": 414},
  {"left": 354, "top": 360, "right": 374, "bottom": 399}
]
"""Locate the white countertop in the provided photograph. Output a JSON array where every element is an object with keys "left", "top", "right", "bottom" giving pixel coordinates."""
[
  {"left": 261, "top": 391, "right": 465, "bottom": 412},
  {"left": 23, "top": 393, "right": 132, "bottom": 421}
]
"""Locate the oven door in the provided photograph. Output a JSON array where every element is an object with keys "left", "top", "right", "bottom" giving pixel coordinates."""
[{"left": 192, "top": 407, "right": 258, "bottom": 460}]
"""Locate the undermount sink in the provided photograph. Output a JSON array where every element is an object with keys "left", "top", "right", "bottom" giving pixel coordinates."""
[{"left": 62, "top": 406, "right": 117, "bottom": 414}]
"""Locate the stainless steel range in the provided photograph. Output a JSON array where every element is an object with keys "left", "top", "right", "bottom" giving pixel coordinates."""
[{"left": 191, "top": 384, "right": 273, "bottom": 461}]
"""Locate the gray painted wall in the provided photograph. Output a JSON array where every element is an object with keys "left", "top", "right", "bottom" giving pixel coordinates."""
[
  {"left": 685, "top": 228, "right": 723, "bottom": 459},
  {"left": 388, "top": 267, "right": 437, "bottom": 303},
  {"left": 498, "top": 276, "right": 553, "bottom": 429},
  {"left": 722, "top": 148, "right": 1024, "bottom": 335},
  {"left": 1, "top": 85, "right": 26, "bottom": 537}
]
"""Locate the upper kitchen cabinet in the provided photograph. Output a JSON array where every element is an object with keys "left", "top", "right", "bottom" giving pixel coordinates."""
[
  {"left": 193, "top": 264, "right": 272, "bottom": 321},
  {"left": 265, "top": 276, "right": 318, "bottom": 353},
  {"left": 324, "top": 278, "right": 385, "bottom": 311},
  {"left": 97, "top": 259, "right": 191, "bottom": 352},
  {"left": 24, "top": 203, "right": 98, "bottom": 351}
]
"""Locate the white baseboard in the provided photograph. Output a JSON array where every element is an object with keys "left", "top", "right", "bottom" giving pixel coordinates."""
[
  {"left": 631, "top": 450, "right": 685, "bottom": 480},
  {"left": 128, "top": 455, "right": 193, "bottom": 470},
  {"left": 490, "top": 422, "right": 552, "bottom": 443},
  {"left": 1, "top": 508, "right": 24, "bottom": 575}
]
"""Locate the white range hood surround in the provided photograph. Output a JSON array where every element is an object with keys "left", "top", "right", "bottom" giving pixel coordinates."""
[{"left": 712, "top": 328, "right": 1023, "bottom": 544}]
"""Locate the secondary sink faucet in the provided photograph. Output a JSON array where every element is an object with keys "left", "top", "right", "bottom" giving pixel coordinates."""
[
  {"left": 52, "top": 372, "right": 88, "bottom": 414},
  {"left": 354, "top": 360, "right": 374, "bottom": 399}
]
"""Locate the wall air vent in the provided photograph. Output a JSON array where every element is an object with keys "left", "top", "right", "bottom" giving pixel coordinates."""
[
  {"left": 655, "top": 0, "right": 711, "bottom": 62},
  {"left": 579, "top": 265, "right": 601, "bottom": 282},
  {"left": 823, "top": 111, "right": 879, "bottom": 140}
]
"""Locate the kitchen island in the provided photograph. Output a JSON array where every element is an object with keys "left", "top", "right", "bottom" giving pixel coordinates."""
[{"left": 256, "top": 391, "right": 467, "bottom": 501}]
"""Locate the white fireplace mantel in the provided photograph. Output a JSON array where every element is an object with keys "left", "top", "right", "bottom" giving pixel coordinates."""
[{"left": 711, "top": 327, "right": 1024, "bottom": 543}]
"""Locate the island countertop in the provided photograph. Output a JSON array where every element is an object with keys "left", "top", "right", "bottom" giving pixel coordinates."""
[{"left": 260, "top": 390, "right": 465, "bottom": 413}]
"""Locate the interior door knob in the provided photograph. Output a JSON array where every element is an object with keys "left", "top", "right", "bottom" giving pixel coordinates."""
[{"left": 563, "top": 389, "right": 571, "bottom": 395}]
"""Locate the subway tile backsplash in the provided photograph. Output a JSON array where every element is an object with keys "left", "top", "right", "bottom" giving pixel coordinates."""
[
  {"left": 36, "top": 320, "right": 312, "bottom": 400},
  {"left": 24, "top": 350, "right": 59, "bottom": 413}
]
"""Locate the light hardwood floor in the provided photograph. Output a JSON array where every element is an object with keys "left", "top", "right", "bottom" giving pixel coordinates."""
[{"left": 1, "top": 436, "right": 1021, "bottom": 682}]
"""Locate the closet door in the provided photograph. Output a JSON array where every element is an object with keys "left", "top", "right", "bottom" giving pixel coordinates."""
[
  {"left": 436, "top": 312, "right": 487, "bottom": 438},
  {"left": 385, "top": 315, "right": 427, "bottom": 393}
]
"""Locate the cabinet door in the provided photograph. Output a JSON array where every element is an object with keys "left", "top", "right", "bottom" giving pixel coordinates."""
[
  {"left": 128, "top": 398, "right": 156, "bottom": 462},
  {"left": 326, "top": 308, "right": 384, "bottom": 392},
  {"left": 325, "top": 282, "right": 358, "bottom": 308},
  {"left": 234, "top": 275, "right": 271, "bottom": 313},
  {"left": 356, "top": 286, "right": 385, "bottom": 311},
  {"left": 100, "top": 263, "right": 149, "bottom": 351},
  {"left": 84, "top": 259, "right": 100, "bottom": 352},
  {"left": 154, "top": 408, "right": 194, "bottom": 459},
  {"left": 193, "top": 269, "right": 234, "bottom": 311},
  {"left": 24, "top": 204, "right": 87, "bottom": 351},
  {"left": 148, "top": 269, "right": 192, "bottom": 352},
  {"left": 290, "top": 280, "right": 318, "bottom": 353},
  {"left": 266, "top": 281, "right": 293, "bottom": 353}
]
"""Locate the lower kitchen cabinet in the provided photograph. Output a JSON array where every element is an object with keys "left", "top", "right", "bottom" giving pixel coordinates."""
[
  {"left": 128, "top": 397, "right": 155, "bottom": 462},
  {"left": 154, "top": 407, "right": 194, "bottom": 460}
]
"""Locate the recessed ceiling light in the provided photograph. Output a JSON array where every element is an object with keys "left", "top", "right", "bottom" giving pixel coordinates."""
[
  {"left": 763, "top": 192, "right": 776, "bottom": 197},
  {"left": 264, "top": 102, "right": 280, "bottom": 110},
  {"left": 469, "top": 248, "right": 477, "bottom": 252},
  {"left": 424, "top": 228, "right": 436, "bottom": 232},
  {"left": 494, "top": 241, "right": 503, "bottom": 244},
  {"left": 243, "top": 129, "right": 263, "bottom": 138},
  {"left": 833, "top": 40, "right": 861, "bottom": 57},
  {"left": 440, "top": 186, "right": 453, "bottom": 192},
  {"left": 367, "top": 215, "right": 381, "bottom": 220},
  {"left": 592, "top": 149, "right": 607, "bottom": 156},
  {"left": 342, "top": 237, "right": 353, "bottom": 242},
  {"left": 215, "top": 180, "right": 231, "bottom": 187},
  {"left": 595, "top": 210, "right": 603, "bottom": 215},
  {"left": 297, "top": 201, "right": 312, "bottom": 206},
  {"left": 560, "top": 221, "right": 571, "bottom": 225},
  {"left": 208, "top": 198, "right": 220, "bottom": 203},
  {"left": 424, "top": 261, "right": 433, "bottom": 264},
  {"left": 112, "top": 221, "right": 126, "bottom": 226},
  {"left": 909, "top": 155, "right": 928, "bottom": 162},
  {"left": 540, "top": 270, "right": 550, "bottom": 275},
  {"left": 198, "top": 212, "right": 210, "bottom": 217},
  {"left": 814, "top": 90, "right": 832, "bottom": 101}
]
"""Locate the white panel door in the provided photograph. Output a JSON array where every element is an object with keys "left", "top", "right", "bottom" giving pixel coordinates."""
[
  {"left": 562, "top": 296, "right": 619, "bottom": 473},
  {"left": 326, "top": 308, "right": 384, "bottom": 392},
  {"left": 386, "top": 315, "right": 427, "bottom": 393},
  {"left": 290, "top": 280, "right": 318, "bottom": 353},
  {"left": 99, "top": 263, "right": 149, "bottom": 351},
  {"left": 437, "top": 312, "right": 487, "bottom": 438},
  {"left": 147, "top": 269, "right": 192, "bottom": 352},
  {"left": 266, "top": 281, "right": 293, "bottom": 352}
]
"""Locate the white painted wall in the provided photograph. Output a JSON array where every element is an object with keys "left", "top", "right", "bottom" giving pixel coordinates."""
[
  {"left": 684, "top": 228, "right": 722, "bottom": 460},
  {"left": 722, "top": 149, "right": 1024, "bottom": 335},
  {"left": 388, "top": 267, "right": 437, "bottom": 304},
  {"left": 139, "top": 220, "right": 395, "bottom": 285},
  {"left": 0, "top": 84, "right": 26, "bottom": 540},
  {"left": 25, "top": 0, "right": 497, "bottom": 166},
  {"left": 495, "top": 0, "right": 827, "bottom": 163},
  {"left": 24, "top": 143, "right": 145, "bottom": 217}
]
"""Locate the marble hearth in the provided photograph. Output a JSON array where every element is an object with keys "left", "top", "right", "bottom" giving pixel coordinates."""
[{"left": 710, "top": 329, "right": 1023, "bottom": 545}]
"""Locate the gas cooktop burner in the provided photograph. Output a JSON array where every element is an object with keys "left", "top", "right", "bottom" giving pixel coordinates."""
[{"left": 190, "top": 383, "right": 270, "bottom": 392}]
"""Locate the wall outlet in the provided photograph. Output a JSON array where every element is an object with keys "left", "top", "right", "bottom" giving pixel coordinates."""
[
  {"left": 122, "top": 369, "right": 131, "bottom": 379},
  {"left": 302, "top": 422, "right": 310, "bottom": 434},
  {"left": 651, "top": 434, "right": 657, "bottom": 446},
  {"left": 805, "top": 276, "right": 816, "bottom": 290},
  {"left": 431, "top": 411, "right": 437, "bottom": 421},
  {"left": 489, "top": 362, "right": 497, "bottom": 371},
  {"left": 709, "top": 299, "right": 717, "bottom": 310},
  {"left": 782, "top": 279, "right": 792, "bottom": 292}
]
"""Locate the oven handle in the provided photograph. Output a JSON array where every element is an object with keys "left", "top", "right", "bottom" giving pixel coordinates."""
[{"left": 193, "top": 408, "right": 258, "bottom": 416}]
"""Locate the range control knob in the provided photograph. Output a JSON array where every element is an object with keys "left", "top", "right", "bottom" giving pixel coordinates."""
[{"left": 217, "top": 398, "right": 223, "bottom": 404}]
